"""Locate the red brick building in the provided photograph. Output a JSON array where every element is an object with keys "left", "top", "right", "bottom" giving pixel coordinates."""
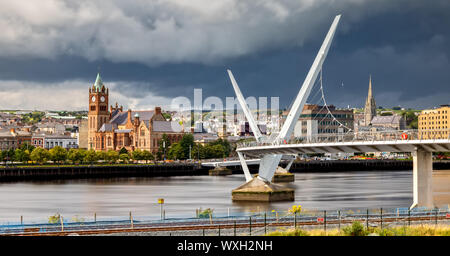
[{"left": 88, "top": 73, "right": 184, "bottom": 153}]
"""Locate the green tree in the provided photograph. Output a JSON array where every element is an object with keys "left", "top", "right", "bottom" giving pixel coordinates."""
[
  {"left": 30, "top": 147, "right": 51, "bottom": 164},
  {"left": 106, "top": 150, "right": 119, "bottom": 163},
  {"left": 192, "top": 143, "right": 205, "bottom": 160},
  {"left": 162, "top": 112, "right": 171, "bottom": 120},
  {"left": 119, "top": 147, "right": 128, "bottom": 155},
  {"left": 402, "top": 110, "right": 419, "bottom": 129},
  {"left": 131, "top": 149, "right": 143, "bottom": 162},
  {"left": 141, "top": 150, "right": 154, "bottom": 163},
  {"left": 84, "top": 149, "right": 97, "bottom": 164},
  {"left": 6, "top": 148, "right": 15, "bottom": 161},
  {"left": 20, "top": 142, "right": 35, "bottom": 153},
  {"left": 179, "top": 134, "right": 194, "bottom": 159},
  {"left": 119, "top": 153, "right": 130, "bottom": 163},
  {"left": 68, "top": 148, "right": 85, "bottom": 164},
  {"left": 202, "top": 144, "right": 226, "bottom": 159},
  {"left": 49, "top": 146, "right": 67, "bottom": 164},
  {"left": 157, "top": 134, "right": 170, "bottom": 160},
  {"left": 209, "top": 138, "right": 231, "bottom": 157},
  {"left": 168, "top": 142, "right": 184, "bottom": 160},
  {"left": 211, "top": 144, "right": 226, "bottom": 158},
  {"left": 14, "top": 148, "right": 30, "bottom": 163},
  {"left": 96, "top": 151, "right": 107, "bottom": 162}
]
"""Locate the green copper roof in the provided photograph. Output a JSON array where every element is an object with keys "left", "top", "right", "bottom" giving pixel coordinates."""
[{"left": 94, "top": 73, "right": 103, "bottom": 90}]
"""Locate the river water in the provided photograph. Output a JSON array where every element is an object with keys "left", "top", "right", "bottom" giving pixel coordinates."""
[{"left": 0, "top": 170, "right": 449, "bottom": 222}]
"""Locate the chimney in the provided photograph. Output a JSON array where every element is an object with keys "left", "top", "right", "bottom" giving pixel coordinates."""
[
  {"left": 155, "top": 107, "right": 161, "bottom": 115},
  {"left": 127, "top": 109, "right": 132, "bottom": 123}
]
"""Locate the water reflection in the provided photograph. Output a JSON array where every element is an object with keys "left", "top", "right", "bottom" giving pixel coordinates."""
[{"left": 0, "top": 170, "right": 448, "bottom": 222}]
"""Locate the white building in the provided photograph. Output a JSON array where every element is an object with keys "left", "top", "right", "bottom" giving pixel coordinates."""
[{"left": 44, "top": 135, "right": 78, "bottom": 149}]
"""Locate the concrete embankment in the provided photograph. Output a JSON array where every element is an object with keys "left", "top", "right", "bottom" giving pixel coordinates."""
[
  {"left": 287, "top": 159, "right": 450, "bottom": 172},
  {"left": 225, "top": 159, "right": 450, "bottom": 173},
  {"left": 0, "top": 160, "right": 449, "bottom": 181},
  {"left": 0, "top": 164, "right": 209, "bottom": 182}
]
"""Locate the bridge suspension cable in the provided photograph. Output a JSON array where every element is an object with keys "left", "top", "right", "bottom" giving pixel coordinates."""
[{"left": 285, "top": 68, "right": 353, "bottom": 135}]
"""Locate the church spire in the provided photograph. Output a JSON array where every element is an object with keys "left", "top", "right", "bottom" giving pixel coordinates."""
[{"left": 364, "top": 74, "right": 376, "bottom": 125}]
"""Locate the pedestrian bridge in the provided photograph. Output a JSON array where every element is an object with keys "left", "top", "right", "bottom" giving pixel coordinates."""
[
  {"left": 201, "top": 155, "right": 295, "bottom": 168},
  {"left": 201, "top": 159, "right": 261, "bottom": 167},
  {"left": 236, "top": 130, "right": 450, "bottom": 209},
  {"left": 237, "top": 139, "right": 450, "bottom": 157},
  {"left": 237, "top": 130, "right": 450, "bottom": 157}
]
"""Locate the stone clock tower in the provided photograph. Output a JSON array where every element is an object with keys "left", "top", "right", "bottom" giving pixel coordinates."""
[{"left": 88, "top": 73, "right": 110, "bottom": 149}]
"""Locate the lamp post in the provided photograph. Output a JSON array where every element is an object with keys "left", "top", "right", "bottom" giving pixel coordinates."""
[
  {"left": 158, "top": 198, "right": 165, "bottom": 220},
  {"left": 163, "top": 141, "right": 166, "bottom": 161}
]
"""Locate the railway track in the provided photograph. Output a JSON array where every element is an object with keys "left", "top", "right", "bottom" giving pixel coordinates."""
[{"left": 1, "top": 215, "right": 448, "bottom": 236}]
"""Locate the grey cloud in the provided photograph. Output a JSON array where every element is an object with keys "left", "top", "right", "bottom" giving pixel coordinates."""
[{"left": 0, "top": 0, "right": 430, "bottom": 66}]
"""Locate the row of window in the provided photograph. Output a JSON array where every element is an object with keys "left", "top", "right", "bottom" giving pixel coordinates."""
[
  {"left": 94, "top": 134, "right": 183, "bottom": 149},
  {"left": 318, "top": 128, "right": 338, "bottom": 133},
  {"left": 420, "top": 120, "right": 448, "bottom": 125},
  {"left": 90, "top": 105, "right": 107, "bottom": 111},
  {"left": 420, "top": 115, "right": 449, "bottom": 120},
  {"left": 420, "top": 131, "right": 449, "bottom": 134},
  {"left": 89, "top": 116, "right": 108, "bottom": 129},
  {"left": 0, "top": 141, "right": 15, "bottom": 146},
  {"left": 300, "top": 114, "right": 353, "bottom": 119},
  {"left": 420, "top": 126, "right": 448, "bottom": 130}
]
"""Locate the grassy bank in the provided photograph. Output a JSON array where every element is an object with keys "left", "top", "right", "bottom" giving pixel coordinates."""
[{"left": 267, "top": 222, "right": 450, "bottom": 236}]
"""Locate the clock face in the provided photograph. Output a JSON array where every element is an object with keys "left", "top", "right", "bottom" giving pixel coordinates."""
[
  {"left": 100, "top": 96, "right": 105, "bottom": 102},
  {"left": 91, "top": 96, "right": 96, "bottom": 102}
]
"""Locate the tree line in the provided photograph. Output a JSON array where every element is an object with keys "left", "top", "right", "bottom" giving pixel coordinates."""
[
  {"left": 0, "top": 143, "right": 154, "bottom": 164},
  {"left": 0, "top": 134, "right": 235, "bottom": 164},
  {"left": 157, "top": 134, "right": 233, "bottom": 160}
]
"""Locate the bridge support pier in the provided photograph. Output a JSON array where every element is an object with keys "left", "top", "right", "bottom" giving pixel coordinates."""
[
  {"left": 272, "top": 166, "right": 295, "bottom": 182},
  {"left": 209, "top": 166, "right": 232, "bottom": 176},
  {"left": 232, "top": 176, "right": 295, "bottom": 201},
  {"left": 410, "top": 148, "right": 434, "bottom": 209}
]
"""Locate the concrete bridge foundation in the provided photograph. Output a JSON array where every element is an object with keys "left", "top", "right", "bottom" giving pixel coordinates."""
[
  {"left": 232, "top": 176, "right": 294, "bottom": 201},
  {"left": 411, "top": 148, "right": 434, "bottom": 209}
]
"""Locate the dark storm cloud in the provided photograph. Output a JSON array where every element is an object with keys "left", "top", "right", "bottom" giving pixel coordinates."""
[{"left": 0, "top": 0, "right": 449, "bottom": 110}]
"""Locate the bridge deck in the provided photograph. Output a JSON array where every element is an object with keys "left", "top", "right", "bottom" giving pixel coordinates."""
[{"left": 237, "top": 139, "right": 450, "bottom": 157}]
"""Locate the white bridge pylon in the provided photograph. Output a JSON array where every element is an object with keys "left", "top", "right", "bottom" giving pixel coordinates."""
[{"left": 228, "top": 14, "right": 341, "bottom": 183}]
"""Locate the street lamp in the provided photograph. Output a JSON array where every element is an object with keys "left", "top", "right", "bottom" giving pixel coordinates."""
[
  {"left": 197, "top": 143, "right": 200, "bottom": 162},
  {"left": 163, "top": 140, "right": 166, "bottom": 161}
]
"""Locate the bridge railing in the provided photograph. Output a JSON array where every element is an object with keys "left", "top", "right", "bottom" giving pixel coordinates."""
[{"left": 237, "top": 129, "right": 450, "bottom": 148}]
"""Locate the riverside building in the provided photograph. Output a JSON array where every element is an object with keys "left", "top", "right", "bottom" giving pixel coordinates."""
[
  {"left": 293, "top": 104, "right": 354, "bottom": 138},
  {"left": 418, "top": 104, "right": 450, "bottom": 139},
  {"left": 87, "top": 73, "right": 184, "bottom": 153}
]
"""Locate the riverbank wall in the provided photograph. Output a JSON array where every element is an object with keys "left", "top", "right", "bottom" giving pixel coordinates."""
[
  {"left": 0, "top": 164, "right": 209, "bottom": 182},
  {"left": 0, "top": 160, "right": 449, "bottom": 181}
]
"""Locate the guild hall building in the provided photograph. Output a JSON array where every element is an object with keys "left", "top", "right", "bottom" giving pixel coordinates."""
[{"left": 88, "top": 73, "right": 184, "bottom": 153}]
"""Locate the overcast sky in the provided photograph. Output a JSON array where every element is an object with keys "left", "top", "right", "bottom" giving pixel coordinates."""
[{"left": 0, "top": 0, "right": 449, "bottom": 111}]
